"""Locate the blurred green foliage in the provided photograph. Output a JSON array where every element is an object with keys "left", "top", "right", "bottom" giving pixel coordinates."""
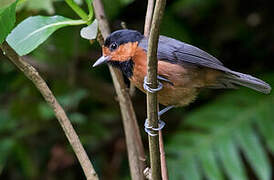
[
  {"left": 0, "top": 0, "right": 274, "bottom": 179},
  {"left": 167, "top": 75, "right": 274, "bottom": 180},
  {"left": 0, "top": 0, "right": 17, "bottom": 43}
]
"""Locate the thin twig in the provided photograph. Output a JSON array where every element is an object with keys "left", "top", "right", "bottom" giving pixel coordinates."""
[
  {"left": 159, "top": 130, "right": 168, "bottom": 180},
  {"left": 0, "top": 42, "right": 98, "bottom": 180},
  {"left": 144, "top": 0, "right": 169, "bottom": 179},
  {"left": 144, "top": 0, "right": 155, "bottom": 37},
  {"left": 120, "top": 21, "right": 137, "bottom": 97},
  {"left": 93, "top": 0, "right": 146, "bottom": 179},
  {"left": 146, "top": 0, "right": 167, "bottom": 179}
]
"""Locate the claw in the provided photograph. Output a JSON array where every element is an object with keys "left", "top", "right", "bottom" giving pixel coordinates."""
[
  {"left": 158, "top": 105, "right": 174, "bottom": 116},
  {"left": 157, "top": 75, "right": 173, "bottom": 85},
  {"left": 145, "top": 127, "right": 158, "bottom": 136},
  {"left": 144, "top": 118, "right": 166, "bottom": 136},
  {"left": 143, "top": 76, "right": 163, "bottom": 93},
  {"left": 151, "top": 120, "right": 165, "bottom": 131}
]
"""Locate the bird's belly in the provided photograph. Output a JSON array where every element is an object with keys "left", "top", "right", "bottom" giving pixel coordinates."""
[
  {"left": 130, "top": 76, "right": 198, "bottom": 107},
  {"left": 158, "top": 84, "right": 198, "bottom": 106},
  {"left": 129, "top": 61, "right": 201, "bottom": 107}
]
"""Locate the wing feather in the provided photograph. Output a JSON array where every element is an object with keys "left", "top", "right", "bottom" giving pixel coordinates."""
[
  {"left": 139, "top": 35, "right": 225, "bottom": 69},
  {"left": 138, "top": 35, "right": 271, "bottom": 94}
]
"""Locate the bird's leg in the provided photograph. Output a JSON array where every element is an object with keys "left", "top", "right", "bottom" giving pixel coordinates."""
[
  {"left": 143, "top": 76, "right": 163, "bottom": 93},
  {"left": 143, "top": 75, "right": 174, "bottom": 136},
  {"left": 157, "top": 75, "right": 173, "bottom": 85},
  {"left": 143, "top": 75, "right": 172, "bottom": 93},
  {"left": 158, "top": 105, "right": 174, "bottom": 116},
  {"left": 144, "top": 106, "right": 174, "bottom": 136}
]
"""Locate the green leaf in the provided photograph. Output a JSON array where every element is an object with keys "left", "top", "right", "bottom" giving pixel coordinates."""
[
  {"left": 168, "top": 159, "right": 184, "bottom": 180},
  {"left": 0, "top": 0, "right": 17, "bottom": 44},
  {"left": 181, "top": 156, "right": 201, "bottom": 180},
  {"left": 166, "top": 75, "right": 274, "bottom": 180},
  {"left": 84, "top": 0, "right": 93, "bottom": 17},
  {"left": 235, "top": 125, "right": 271, "bottom": 180},
  {"left": 85, "top": 0, "right": 93, "bottom": 4},
  {"left": 217, "top": 137, "right": 247, "bottom": 180},
  {"left": 6, "top": 15, "right": 86, "bottom": 56},
  {"left": 80, "top": 19, "right": 98, "bottom": 40},
  {"left": 198, "top": 149, "right": 224, "bottom": 180}
]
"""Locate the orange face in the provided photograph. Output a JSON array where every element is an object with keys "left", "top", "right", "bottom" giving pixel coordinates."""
[{"left": 102, "top": 41, "right": 139, "bottom": 62}]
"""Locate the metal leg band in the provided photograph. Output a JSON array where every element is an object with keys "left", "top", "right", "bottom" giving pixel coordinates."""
[
  {"left": 144, "top": 119, "right": 166, "bottom": 136},
  {"left": 143, "top": 76, "right": 163, "bottom": 93}
]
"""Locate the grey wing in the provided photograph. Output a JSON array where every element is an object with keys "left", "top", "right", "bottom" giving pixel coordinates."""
[
  {"left": 138, "top": 35, "right": 271, "bottom": 94},
  {"left": 139, "top": 35, "right": 228, "bottom": 71},
  {"left": 160, "top": 36, "right": 230, "bottom": 71}
]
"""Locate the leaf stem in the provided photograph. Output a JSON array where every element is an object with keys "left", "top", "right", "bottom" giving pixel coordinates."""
[
  {"left": 85, "top": 0, "right": 94, "bottom": 19},
  {"left": 65, "top": 0, "right": 88, "bottom": 20}
]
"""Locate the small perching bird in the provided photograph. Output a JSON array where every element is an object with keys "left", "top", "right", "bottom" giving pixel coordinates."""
[{"left": 93, "top": 29, "right": 271, "bottom": 134}]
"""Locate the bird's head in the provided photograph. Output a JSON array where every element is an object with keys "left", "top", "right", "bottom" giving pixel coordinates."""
[{"left": 93, "top": 29, "right": 144, "bottom": 67}]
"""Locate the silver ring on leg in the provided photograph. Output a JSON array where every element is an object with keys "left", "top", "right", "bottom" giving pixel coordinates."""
[
  {"left": 143, "top": 76, "right": 163, "bottom": 93},
  {"left": 144, "top": 118, "right": 166, "bottom": 136},
  {"left": 143, "top": 76, "right": 165, "bottom": 136}
]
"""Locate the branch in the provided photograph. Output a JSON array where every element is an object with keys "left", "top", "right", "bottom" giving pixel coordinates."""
[
  {"left": 159, "top": 130, "right": 168, "bottom": 180},
  {"left": 144, "top": 0, "right": 169, "bottom": 179},
  {"left": 146, "top": 0, "right": 167, "bottom": 179},
  {"left": 120, "top": 21, "right": 136, "bottom": 97},
  {"left": 0, "top": 42, "right": 98, "bottom": 180},
  {"left": 144, "top": 0, "right": 155, "bottom": 37},
  {"left": 92, "top": 0, "right": 146, "bottom": 180}
]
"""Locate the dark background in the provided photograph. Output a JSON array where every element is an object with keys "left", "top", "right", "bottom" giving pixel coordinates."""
[{"left": 0, "top": 0, "right": 273, "bottom": 179}]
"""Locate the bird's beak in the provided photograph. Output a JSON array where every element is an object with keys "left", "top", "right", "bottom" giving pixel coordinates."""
[{"left": 93, "top": 56, "right": 110, "bottom": 67}]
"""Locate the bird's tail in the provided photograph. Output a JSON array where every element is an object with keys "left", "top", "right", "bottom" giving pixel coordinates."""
[{"left": 221, "top": 70, "right": 271, "bottom": 94}]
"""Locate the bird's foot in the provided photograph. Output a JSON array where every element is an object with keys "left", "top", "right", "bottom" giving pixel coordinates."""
[
  {"left": 143, "top": 76, "right": 163, "bottom": 93},
  {"left": 144, "top": 106, "right": 174, "bottom": 136},
  {"left": 144, "top": 118, "right": 166, "bottom": 136}
]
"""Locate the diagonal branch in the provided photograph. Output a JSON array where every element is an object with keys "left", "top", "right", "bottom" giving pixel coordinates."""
[
  {"left": 92, "top": 0, "right": 146, "bottom": 180},
  {"left": 0, "top": 42, "right": 98, "bottom": 180},
  {"left": 144, "top": 0, "right": 155, "bottom": 37},
  {"left": 146, "top": 0, "right": 167, "bottom": 179}
]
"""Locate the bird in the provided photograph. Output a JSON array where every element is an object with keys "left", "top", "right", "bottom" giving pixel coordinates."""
[{"left": 93, "top": 29, "right": 271, "bottom": 134}]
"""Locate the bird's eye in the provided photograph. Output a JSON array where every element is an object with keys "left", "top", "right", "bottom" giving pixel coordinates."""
[{"left": 110, "top": 42, "right": 118, "bottom": 51}]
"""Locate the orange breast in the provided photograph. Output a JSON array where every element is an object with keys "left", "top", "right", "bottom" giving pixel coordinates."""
[{"left": 131, "top": 46, "right": 221, "bottom": 107}]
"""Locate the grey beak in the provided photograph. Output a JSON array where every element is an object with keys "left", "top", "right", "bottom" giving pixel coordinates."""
[{"left": 93, "top": 56, "right": 110, "bottom": 67}]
